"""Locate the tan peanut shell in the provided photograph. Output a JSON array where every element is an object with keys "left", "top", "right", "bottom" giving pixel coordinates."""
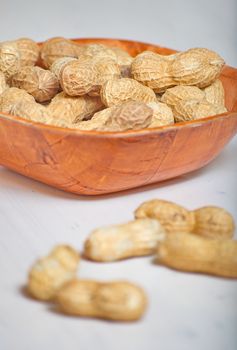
[
  {"left": 0, "top": 42, "right": 20, "bottom": 80},
  {"left": 161, "top": 85, "right": 206, "bottom": 108},
  {"left": 56, "top": 279, "right": 147, "bottom": 321},
  {"left": 135, "top": 199, "right": 195, "bottom": 233},
  {"left": 9, "top": 100, "right": 51, "bottom": 124},
  {"left": 48, "top": 92, "right": 104, "bottom": 124},
  {"left": 171, "top": 48, "right": 225, "bottom": 88},
  {"left": 203, "top": 79, "right": 225, "bottom": 106},
  {"left": 147, "top": 101, "right": 174, "bottom": 128},
  {"left": 84, "top": 218, "right": 165, "bottom": 262},
  {"left": 101, "top": 78, "right": 157, "bottom": 107},
  {"left": 15, "top": 38, "right": 39, "bottom": 66},
  {"left": 11, "top": 66, "right": 59, "bottom": 103},
  {"left": 156, "top": 232, "right": 237, "bottom": 278},
  {"left": 173, "top": 99, "right": 227, "bottom": 122},
  {"left": 40, "top": 37, "right": 81, "bottom": 68},
  {"left": 28, "top": 245, "right": 80, "bottom": 300},
  {"left": 75, "top": 107, "right": 116, "bottom": 131},
  {"left": 75, "top": 101, "right": 153, "bottom": 131},
  {"left": 50, "top": 57, "right": 77, "bottom": 80},
  {"left": 82, "top": 43, "right": 117, "bottom": 61},
  {"left": 131, "top": 51, "right": 175, "bottom": 93},
  {"left": 88, "top": 57, "right": 121, "bottom": 96},
  {"left": 103, "top": 100, "right": 153, "bottom": 131},
  {"left": 193, "top": 206, "right": 235, "bottom": 239},
  {"left": 0, "top": 87, "right": 35, "bottom": 114},
  {"left": 110, "top": 47, "right": 133, "bottom": 77},
  {"left": 0, "top": 71, "right": 8, "bottom": 94},
  {"left": 61, "top": 60, "right": 98, "bottom": 96}
]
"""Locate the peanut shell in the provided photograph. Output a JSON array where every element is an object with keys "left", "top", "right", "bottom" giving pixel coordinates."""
[
  {"left": 101, "top": 78, "right": 157, "bottom": 107},
  {"left": 147, "top": 101, "right": 174, "bottom": 128},
  {"left": 84, "top": 218, "right": 165, "bottom": 261},
  {"left": 174, "top": 99, "right": 227, "bottom": 122},
  {"left": 40, "top": 37, "right": 81, "bottom": 68},
  {"left": 0, "top": 87, "right": 35, "bottom": 114},
  {"left": 135, "top": 199, "right": 195, "bottom": 233},
  {"left": 0, "top": 71, "right": 8, "bottom": 95},
  {"left": 11, "top": 66, "right": 59, "bottom": 102},
  {"left": 56, "top": 279, "right": 147, "bottom": 321},
  {"left": 48, "top": 92, "right": 104, "bottom": 124},
  {"left": 203, "top": 79, "right": 225, "bottom": 106},
  {"left": 131, "top": 51, "right": 175, "bottom": 93},
  {"left": 171, "top": 48, "right": 225, "bottom": 88},
  {"left": 15, "top": 38, "right": 39, "bottom": 66},
  {"left": 0, "top": 42, "right": 20, "bottom": 80},
  {"left": 156, "top": 232, "right": 237, "bottom": 278},
  {"left": 61, "top": 60, "right": 98, "bottom": 96},
  {"left": 28, "top": 245, "right": 79, "bottom": 300},
  {"left": 9, "top": 100, "right": 50, "bottom": 123},
  {"left": 161, "top": 85, "right": 205, "bottom": 108},
  {"left": 193, "top": 206, "right": 235, "bottom": 239}
]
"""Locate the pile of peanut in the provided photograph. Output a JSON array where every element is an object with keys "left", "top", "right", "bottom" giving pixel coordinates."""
[
  {"left": 27, "top": 200, "right": 236, "bottom": 322},
  {"left": 0, "top": 37, "right": 227, "bottom": 131}
]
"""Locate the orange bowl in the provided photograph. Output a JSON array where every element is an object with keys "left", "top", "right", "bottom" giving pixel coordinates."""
[{"left": 0, "top": 38, "right": 237, "bottom": 195}]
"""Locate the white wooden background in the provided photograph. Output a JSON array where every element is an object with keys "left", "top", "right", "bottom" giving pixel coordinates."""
[{"left": 0, "top": 1, "right": 237, "bottom": 349}]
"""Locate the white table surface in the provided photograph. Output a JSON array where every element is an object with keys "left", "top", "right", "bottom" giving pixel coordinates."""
[{"left": 0, "top": 1, "right": 237, "bottom": 349}]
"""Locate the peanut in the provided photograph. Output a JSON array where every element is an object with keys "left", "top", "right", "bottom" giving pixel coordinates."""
[
  {"left": 11, "top": 66, "right": 59, "bottom": 103},
  {"left": 156, "top": 232, "right": 237, "bottom": 278},
  {"left": 203, "top": 79, "right": 225, "bottom": 106},
  {"left": 193, "top": 206, "right": 235, "bottom": 239},
  {"left": 147, "top": 101, "right": 174, "bottom": 128},
  {"left": 171, "top": 48, "right": 225, "bottom": 88},
  {"left": 161, "top": 85, "right": 206, "bottom": 108},
  {"left": 60, "top": 56, "right": 120, "bottom": 97},
  {"left": 28, "top": 245, "right": 80, "bottom": 300},
  {"left": 56, "top": 279, "right": 147, "bottom": 321},
  {"left": 15, "top": 38, "right": 39, "bottom": 66},
  {"left": 0, "top": 71, "right": 8, "bottom": 95},
  {"left": 61, "top": 60, "right": 98, "bottom": 96},
  {"left": 135, "top": 199, "right": 195, "bottom": 233},
  {"left": 173, "top": 99, "right": 227, "bottom": 122},
  {"left": 47, "top": 92, "right": 104, "bottom": 124},
  {"left": 131, "top": 51, "right": 176, "bottom": 93},
  {"left": 102, "top": 100, "right": 153, "bottom": 131},
  {"left": 101, "top": 78, "right": 157, "bottom": 107},
  {"left": 0, "top": 42, "right": 20, "bottom": 80},
  {"left": 84, "top": 218, "right": 165, "bottom": 262},
  {"left": 0, "top": 87, "right": 35, "bottom": 114},
  {"left": 76, "top": 100, "right": 153, "bottom": 132},
  {"left": 82, "top": 44, "right": 133, "bottom": 78},
  {"left": 135, "top": 199, "right": 235, "bottom": 239},
  {"left": 82, "top": 43, "right": 117, "bottom": 61},
  {"left": 131, "top": 48, "right": 224, "bottom": 93},
  {"left": 9, "top": 100, "right": 50, "bottom": 124},
  {"left": 110, "top": 47, "right": 133, "bottom": 77},
  {"left": 161, "top": 82, "right": 227, "bottom": 122},
  {"left": 74, "top": 106, "right": 115, "bottom": 131},
  {"left": 88, "top": 57, "right": 121, "bottom": 96},
  {"left": 50, "top": 57, "right": 77, "bottom": 80},
  {"left": 40, "top": 37, "right": 82, "bottom": 68}
]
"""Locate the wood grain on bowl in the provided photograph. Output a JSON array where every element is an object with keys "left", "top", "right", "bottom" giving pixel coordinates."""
[{"left": 0, "top": 38, "right": 237, "bottom": 195}]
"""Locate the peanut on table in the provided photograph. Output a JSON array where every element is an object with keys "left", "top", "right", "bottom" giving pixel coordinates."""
[{"left": 26, "top": 198, "right": 236, "bottom": 322}]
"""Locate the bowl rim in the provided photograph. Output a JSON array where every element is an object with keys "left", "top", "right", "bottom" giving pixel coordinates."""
[{"left": 1, "top": 37, "right": 236, "bottom": 139}]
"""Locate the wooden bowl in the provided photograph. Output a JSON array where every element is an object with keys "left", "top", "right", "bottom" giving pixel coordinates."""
[{"left": 0, "top": 38, "right": 237, "bottom": 195}]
